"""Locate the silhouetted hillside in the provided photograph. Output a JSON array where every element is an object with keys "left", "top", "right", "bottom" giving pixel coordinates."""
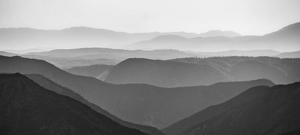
[
  {"left": 173, "top": 57, "right": 300, "bottom": 84},
  {"left": 0, "top": 73, "right": 146, "bottom": 135},
  {"left": 162, "top": 86, "right": 269, "bottom": 135},
  {"left": 101, "top": 57, "right": 300, "bottom": 87},
  {"left": 0, "top": 56, "right": 273, "bottom": 128},
  {"left": 26, "top": 74, "right": 163, "bottom": 135},
  {"left": 65, "top": 64, "right": 113, "bottom": 77},
  {"left": 102, "top": 58, "right": 229, "bottom": 87},
  {"left": 0, "top": 52, "right": 16, "bottom": 57},
  {"left": 179, "top": 82, "right": 300, "bottom": 135}
]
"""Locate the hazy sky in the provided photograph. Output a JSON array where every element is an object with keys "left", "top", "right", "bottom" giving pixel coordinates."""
[{"left": 0, "top": 0, "right": 300, "bottom": 35}]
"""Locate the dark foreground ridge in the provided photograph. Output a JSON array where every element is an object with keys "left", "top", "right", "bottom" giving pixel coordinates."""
[
  {"left": 0, "top": 73, "right": 146, "bottom": 135},
  {"left": 175, "top": 81, "right": 300, "bottom": 135}
]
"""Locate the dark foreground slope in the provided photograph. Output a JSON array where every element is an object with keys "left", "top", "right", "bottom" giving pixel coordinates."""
[
  {"left": 0, "top": 73, "right": 146, "bottom": 135},
  {"left": 25, "top": 74, "right": 163, "bottom": 135},
  {"left": 0, "top": 56, "right": 274, "bottom": 128},
  {"left": 163, "top": 86, "right": 269, "bottom": 135},
  {"left": 178, "top": 82, "right": 300, "bottom": 135}
]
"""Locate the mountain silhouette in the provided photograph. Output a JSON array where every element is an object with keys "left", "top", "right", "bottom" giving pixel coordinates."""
[
  {"left": 198, "top": 30, "right": 241, "bottom": 37},
  {"left": 125, "top": 22, "right": 300, "bottom": 52},
  {"left": 162, "top": 86, "right": 269, "bottom": 135},
  {"left": 65, "top": 64, "right": 113, "bottom": 77},
  {"left": 0, "top": 73, "right": 146, "bottom": 135},
  {"left": 0, "top": 51, "right": 15, "bottom": 57},
  {"left": 5, "top": 47, "right": 54, "bottom": 54},
  {"left": 177, "top": 81, "right": 300, "bottom": 135},
  {"left": 196, "top": 50, "right": 280, "bottom": 57},
  {"left": 277, "top": 51, "right": 300, "bottom": 58},
  {"left": 0, "top": 55, "right": 273, "bottom": 128},
  {"left": 0, "top": 27, "right": 241, "bottom": 50},
  {"left": 101, "top": 57, "right": 300, "bottom": 87},
  {"left": 101, "top": 58, "right": 230, "bottom": 87},
  {"left": 25, "top": 74, "right": 163, "bottom": 135}
]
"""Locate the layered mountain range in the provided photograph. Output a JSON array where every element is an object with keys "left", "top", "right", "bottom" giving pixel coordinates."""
[
  {"left": 0, "top": 55, "right": 274, "bottom": 129},
  {"left": 0, "top": 27, "right": 241, "bottom": 51},
  {"left": 125, "top": 22, "right": 300, "bottom": 52},
  {"left": 0, "top": 22, "right": 299, "bottom": 135},
  {"left": 1, "top": 22, "right": 300, "bottom": 52}
]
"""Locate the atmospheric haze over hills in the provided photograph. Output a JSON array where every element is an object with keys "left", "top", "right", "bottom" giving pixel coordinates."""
[
  {"left": 0, "top": 22, "right": 300, "bottom": 52},
  {"left": 1, "top": 0, "right": 300, "bottom": 134}
]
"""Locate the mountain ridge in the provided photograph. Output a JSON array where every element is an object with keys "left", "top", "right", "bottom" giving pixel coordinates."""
[
  {"left": 0, "top": 73, "right": 147, "bottom": 135},
  {"left": 179, "top": 81, "right": 300, "bottom": 135},
  {"left": 0, "top": 55, "right": 274, "bottom": 128}
]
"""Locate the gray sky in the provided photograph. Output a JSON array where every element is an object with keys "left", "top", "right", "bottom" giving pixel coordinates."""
[{"left": 0, "top": 0, "right": 300, "bottom": 35}]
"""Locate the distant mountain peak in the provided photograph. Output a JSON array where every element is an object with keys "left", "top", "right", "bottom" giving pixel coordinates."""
[
  {"left": 199, "top": 30, "right": 242, "bottom": 37},
  {"left": 152, "top": 34, "right": 187, "bottom": 40}
]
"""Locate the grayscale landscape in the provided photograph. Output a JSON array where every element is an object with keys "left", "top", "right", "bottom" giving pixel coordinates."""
[{"left": 0, "top": 0, "right": 300, "bottom": 135}]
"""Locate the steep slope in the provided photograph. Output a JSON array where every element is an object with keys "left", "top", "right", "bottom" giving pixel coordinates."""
[
  {"left": 65, "top": 64, "right": 113, "bottom": 77},
  {"left": 0, "top": 73, "right": 146, "bottom": 135},
  {"left": 102, "top": 58, "right": 230, "bottom": 87},
  {"left": 180, "top": 81, "right": 300, "bottom": 135},
  {"left": 0, "top": 56, "right": 274, "bottom": 129},
  {"left": 26, "top": 74, "right": 163, "bottom": 135},
  {"left": 162, "top": 86, "right": 270, "bottom": 135},
  {"left": 252, "top": 22, "right": 300, "bottom": 51}
]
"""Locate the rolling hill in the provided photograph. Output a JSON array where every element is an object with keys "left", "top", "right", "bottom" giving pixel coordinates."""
[
  {"left": 101, "top": 57, "right": 300, "bottom": 87},
  {"left": 0, "top": 51, "right": 16, "bottom": 57},
  {"left": 277, "top": 51, "right": 300, "bottom": 58},
  {"left": 100, "top": 58, "right": 230, "bottom": 87}
]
